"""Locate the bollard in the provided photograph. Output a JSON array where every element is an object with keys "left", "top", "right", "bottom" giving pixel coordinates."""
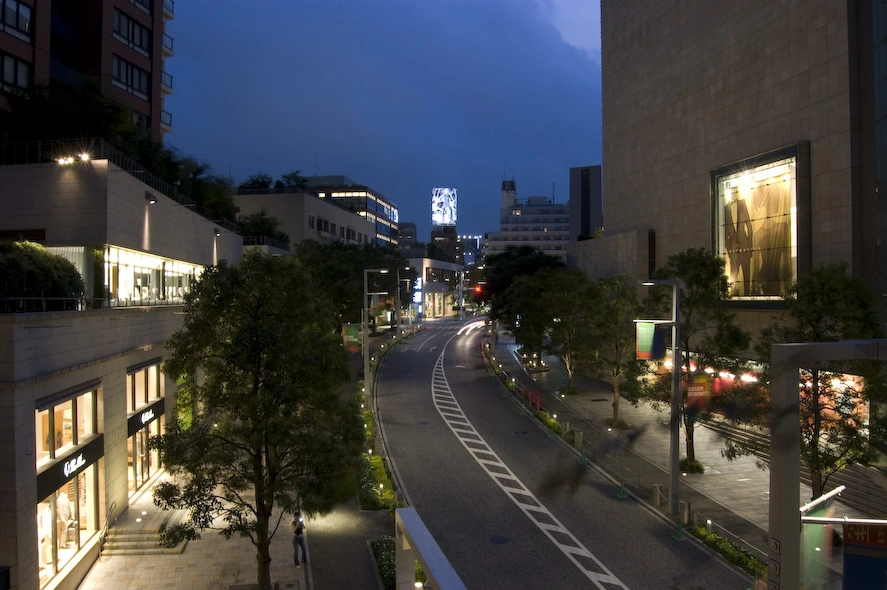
[
  {"left": 573, "top": 430, "right": 583, "bottom": 450},
  {"left": 617, "top": 482, "right": 627, "bottom": 499},
  {"left": 679, "top": 500, "right": 691, "bottom": 526},
  {"left": 652, "top": 484, "right": 663, "bottom": 508}
]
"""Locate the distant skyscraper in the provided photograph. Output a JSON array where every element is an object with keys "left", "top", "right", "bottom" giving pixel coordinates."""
[
  {"left": 484, "top": 180, "right": 569, "bottom": 262},
  {"left": 569, "top": 166, "right": 603, "bottom": 241}
]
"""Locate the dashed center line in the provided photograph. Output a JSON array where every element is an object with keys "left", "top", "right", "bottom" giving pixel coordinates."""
[{"left": 431, "top": 348, "right": 629, "bottom": 589}]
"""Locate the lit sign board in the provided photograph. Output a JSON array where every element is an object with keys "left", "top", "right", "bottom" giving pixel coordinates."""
[{"left": 432, "top": 187, "right": 457, "bottom": 226}]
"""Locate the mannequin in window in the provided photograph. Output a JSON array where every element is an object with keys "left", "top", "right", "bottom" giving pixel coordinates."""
[
  {"left": 56, "top": 491, "right": 73, "bottom": 549},
  {"left": 723, "top": 189, "right": 753, "bottom": 296}
]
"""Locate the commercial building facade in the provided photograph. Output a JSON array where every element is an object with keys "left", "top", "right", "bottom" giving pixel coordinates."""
[
  {"left": 232, "top": 190, "right": 377, "bottom": 250},
  {"left": 572, "top": 0, "right": 886, "bottom": 333},
  {"left": 303, "top": 176, "right": 400, "bottom": 248},
  {"left": 0, "top": 143, "right": 240, "bottom": 590}
]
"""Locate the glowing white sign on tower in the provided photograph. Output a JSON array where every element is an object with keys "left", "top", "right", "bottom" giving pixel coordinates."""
[{"left": 431, "top": 187, "right": 457, "bottom": 226}]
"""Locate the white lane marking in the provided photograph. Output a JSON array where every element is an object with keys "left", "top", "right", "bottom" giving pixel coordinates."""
[{"left": 431, "top": 349, "right": 630, "bottom": 590}]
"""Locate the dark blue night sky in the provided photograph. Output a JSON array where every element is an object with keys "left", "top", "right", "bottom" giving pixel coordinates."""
[{"left": 166, "top": 0, "right": 601, "bottom": 239}]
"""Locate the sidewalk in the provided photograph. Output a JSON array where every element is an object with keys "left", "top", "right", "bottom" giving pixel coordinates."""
[
  {"left": 490, "top": 331, "right": 874, "bottom": 587},
  {"left": 79, "top": 338, "right": 395, "bottom": 590}
]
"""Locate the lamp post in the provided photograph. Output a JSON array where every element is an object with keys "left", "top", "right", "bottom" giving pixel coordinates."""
[
  {"left": 643, "top": 279, "right": 681, "bottom": 516},
  {"left": 364, "top": 268, "right": 389, "bottom": 398},
  {"left": 395, "top": 267, "right": 410, "bottom": 337}
]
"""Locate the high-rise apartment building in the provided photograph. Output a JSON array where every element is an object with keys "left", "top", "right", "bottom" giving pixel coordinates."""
[
  {"left": 484, "top": 180, "right": 570, "bottom": 262},
  {"left": 0, "top": 0, "right": 175, "bottom": 140},
  {"left": 572, "top": 1, "right": 887, "bottom": 328}
]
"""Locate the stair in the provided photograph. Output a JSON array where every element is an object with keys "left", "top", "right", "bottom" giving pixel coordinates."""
[
  {"left": 101, "top": 509, "right": 189, "bottom": 556},
  {"left": 701, "top": 417, "right": 887, "bottom": 518}
]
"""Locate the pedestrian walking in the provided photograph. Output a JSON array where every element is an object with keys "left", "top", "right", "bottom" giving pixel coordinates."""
[{"left": 291, "top": 512, "right": 307, "bottom": 567}]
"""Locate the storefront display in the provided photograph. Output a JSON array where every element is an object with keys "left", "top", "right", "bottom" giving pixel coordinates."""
[
  {"left": 713, "top": 146, "right": 805, "bottom": 299},
  {"left": 126, "top": 361, "right": 165, "bottom": 496},
  {"left": 35, "top": 384, "right": 101, "bottom": 587}
]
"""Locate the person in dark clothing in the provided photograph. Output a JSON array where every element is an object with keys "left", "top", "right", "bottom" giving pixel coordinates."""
[{"left": 292, "top": 512, "right": 307, "bottom": 567}]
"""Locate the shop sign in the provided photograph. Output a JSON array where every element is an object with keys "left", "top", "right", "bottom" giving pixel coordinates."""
[
  {"left": 62, "top": 454, "right": 86, "bottom": 478},
  {"left": 37, "top": 435, "right": 103, "bottom": 499},
  {"left": 127, "top": 398, "right": 165, "bottom": 437}
]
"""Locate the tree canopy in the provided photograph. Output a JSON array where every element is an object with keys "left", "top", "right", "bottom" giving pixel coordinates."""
[
  {"left": 641, "top": 247, "right": 751, "bottom": 467},
  {"left": 152, "top": 252, "right": 363, "bottom": 590},
  {"left": 482, "top": 246, "right": 564, "bottom": 321},
  {"left": 236, "top": 208, "right": 290, "bottom": 245},
  {"left": 754, "top": 263, "right": 886, "bottom": 499}
]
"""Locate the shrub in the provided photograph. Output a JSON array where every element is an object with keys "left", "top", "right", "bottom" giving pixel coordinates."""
[
  {"left": 680, "top": 458, "right": 705, "bottom": 474},
  {"left": 559, "top": 385, "right": 579, "bottom": 396},
  {"left": 690, "top": 526, "right": 767, "bottom": 579},
  {"left": 370, "top": 535, "right": 396, "bottom": 590},
  {"left": 605, "top": 417, "right": 630, "bottom": 430},
  {"left": 359, "top": 455, "right": 396, "bottom": 510},
  {"left": 535, "top": 411, "right": 563, "bottom": 435}
]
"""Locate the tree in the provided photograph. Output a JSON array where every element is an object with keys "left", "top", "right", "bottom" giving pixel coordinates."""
[
  {"left": 236, "top": 208, "right": 290, "bottom": 246},
  {"left": 239, "top": 173, "right": 274, "bottom": 191},
  {"left": 586, "top": 274, "right": 644, "bottom": 425},
  {"left": 279, "top": 170, "right": 308, "bottom": 190},
  {"left": 505, "top": 271, "right": 552, "bottom": 358},
  {"left": 292, "top": 241, "right": 411, "bottom": 328},
  {"left": 482, "top": 246, "right": 564, "bottom": 322},
  {"left": 539, "top": 267, "right": 596, "bottom": 389},
  {"left": 642, "top": 248, "right": 750, "bottom": 465},
  {"left": 755, "top": 263, "right": 885, "bottom": 499},
  {"left": 151, "top": 252, "right": 364, "bottom": 590}
]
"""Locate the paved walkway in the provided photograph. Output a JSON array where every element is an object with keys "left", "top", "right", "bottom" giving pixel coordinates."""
[
  {"left": 489, "top": 331, "right": 878, "bottom": 589},
  {"left": 77, "top": 319, "right": 882, "bottom": 589}
]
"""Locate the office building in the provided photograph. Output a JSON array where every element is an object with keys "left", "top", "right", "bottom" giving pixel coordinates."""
[
  {"left": 0, "top": 0, "right": 175, "bottom": 141},
  {"left": 304, "top": 176, "right": 399, "bottom": 248},
  {"left": 572, "top": 1, "right": 887, "bottom": 330},
  {"left": 0, "top": 140, "right": 240, "bottom": 590},
  {"left": 232, "top": 190, "right": 377, "bottom": 250},
  {"left": 484, "top": 180, "right": 570, "bottom": 262}
]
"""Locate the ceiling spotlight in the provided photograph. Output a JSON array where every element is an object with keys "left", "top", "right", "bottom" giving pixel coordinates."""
[
  {"left": 145, "top": 191, "right": 157, "bottom": 205},
  {"left": 214, "top": 229, "right": 221, "bottom": 237}
]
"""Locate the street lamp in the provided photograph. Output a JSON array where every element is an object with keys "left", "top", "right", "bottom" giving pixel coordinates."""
[
  {"left": 364, "top": 268, "right": 389, "bottom": 398},
  {"left": 642, "top": 279, "right": 681, "bottom": 516},
  {"left": 395, "top": 266, "right": 410, "bottom": 337}
]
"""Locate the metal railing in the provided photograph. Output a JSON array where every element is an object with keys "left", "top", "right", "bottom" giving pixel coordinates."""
[
  {"left": 693, "top": 510, "right": 768, "bottom": 562},
  {"left": 161, "top": 33, "right": 174, "bottom": 53},
  {"left": 161, "top": 71, "right": 173, "bottom": 90}
]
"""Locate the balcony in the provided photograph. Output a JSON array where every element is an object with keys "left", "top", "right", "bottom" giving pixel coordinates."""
[
  {"left": 162, "top": 0, "right": 174, "bottom": 19},
  {"left": 161, "top": 71, "right": 173, "bottom": 94},
  {"left": 161, "top": 33, "right": 174, "bottom": 57},
  {"left": 160, "top": 110, "right": 173, "bottom": 132}
]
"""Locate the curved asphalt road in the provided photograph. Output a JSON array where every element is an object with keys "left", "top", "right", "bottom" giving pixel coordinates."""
[{"left": 376, "top": 320, "right": 752, "bottom": 590}]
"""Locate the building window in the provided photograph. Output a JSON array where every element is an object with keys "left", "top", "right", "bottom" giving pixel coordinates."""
[
  {"left": 308, "top": 215, "right": 315, "bottom": 229},
  {"left": 1, "top": 51, "right": 29, "bottom": 92},
  {"left": 113, "top": 9, "right": 151, "bottom": 56},
  {"left": 127, "top": 363, "right": 164, "bottom": 414},
  {"left": 330, "top": 223, "right": 337, "bottom": 235},
  {"left": 35, "top": 390, "right": 96, "bottom": 468},
  {"left": 713, "top": 145, "right": 808, "bottom": 299},
  {"left": 112, "top": 54, "right": 149, "bottom": 99},
  {"left": 2, "top": 0, "right": 31, "bottom": 42},
  {"left": 38, "top": 467, "right": 98, "bottom": 586},
  {"left": 129, "top": 0, "right": 151, "bottom": 14}
]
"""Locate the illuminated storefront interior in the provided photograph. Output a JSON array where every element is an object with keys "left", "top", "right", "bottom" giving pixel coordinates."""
[
  {"left": 35, "top": 386, "right": 100, "bottom": 588},
  {"left": 47, "top": 245, "right": 204, "bottom": 307},
  {"left": 714, "top": 150, "right": 800, "bottom": 299},
  {"left": 126, "top": 362, "right": 165, "bottom": 496}
]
